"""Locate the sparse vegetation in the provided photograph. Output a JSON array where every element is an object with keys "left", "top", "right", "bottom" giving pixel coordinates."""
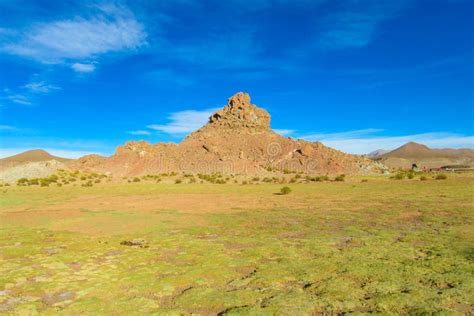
[
  {"left": 1, "top": 176, "right": 472, "bottom": 314},
  {"left": 435, "top": 174, "right": 447, "bottom": 180}
]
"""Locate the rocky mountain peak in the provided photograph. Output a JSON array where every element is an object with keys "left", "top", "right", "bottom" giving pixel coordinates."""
[{"left": 208, "top": 92, "right": 271, "bottom": 130}]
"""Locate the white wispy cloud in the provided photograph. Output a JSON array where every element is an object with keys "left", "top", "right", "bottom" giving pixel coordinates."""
[
  {"left": 71, "top": 62, "right": 96, "bottom": 73},
  {"left": 0, "top": 125, "right": 16, "bottom": 131},
  {"left": 147, "top": 107, "right": 219, "bottom": 134},
  {"left": 317, "top": 1, "right": 408, "bottom": 50},
  {"left": 128, "top": 130, "right": 151, "bottom": 136},
  {"left": 302, "top": 128, "right": 384, "bottom": 141},
  {"left": 24, "top": 81, "right": 60, "bottom": 93},
  {"left": 274, "top": 129, "right": 295, "bottom": 136},
  {"left": 299, "top": 129, "right": 474, "bottom": 154},
  {"left": 6, "top": 94, "right": 31, "bottom": 105},
  {"left": 2, "top": 4, "right": 147, "bottom": 66}
]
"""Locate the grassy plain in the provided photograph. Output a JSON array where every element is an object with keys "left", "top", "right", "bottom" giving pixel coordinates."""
[{"left": 0, "top": 175, "right": 473, "bottom": 314}]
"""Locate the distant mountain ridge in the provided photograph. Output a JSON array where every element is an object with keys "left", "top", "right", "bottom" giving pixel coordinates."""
[
  {"left": 367, "top": 149, "right": 390, "bottom": 158},
  {"left": 374, "top": 142, "right": 474, "bottom": 169},
  {"left": 0, "top": 149, "right": 70, "bottom": 163},
  {"left": 381, "top": 142, "right": 474, "bottom": 159}
]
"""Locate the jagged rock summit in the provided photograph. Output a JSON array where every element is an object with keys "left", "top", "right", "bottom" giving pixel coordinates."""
[
  {"left": 208, "top": 92, "right": 271, "bottom": 130},
  {"left": 67, "top": 92, "right": 385, "bottom": 176}
]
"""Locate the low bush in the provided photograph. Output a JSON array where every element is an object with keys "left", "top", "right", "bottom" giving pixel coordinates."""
[
  {"left": 435, "top": 174, "right": 447, "bottom": 180},
  {"left": 420, "top": 176, "right": 428, "bottom": 181},
  {"left": 17, "top": 178, "right": 28, "bottom": 186},
  {"left": 175, "top": 179, "right": 182, "bottom": 184},
  {"left": 280, "top": 186, "right": 292, "bottom": 195},
  {"left": 82, "top": 181, "right": 93, "bottom": 187},
  {"left": 334, "top": 175, "right": 345, "bottom": 182},
  {"left": 393, "top": 173, "right": 405, "bottom": 180}
]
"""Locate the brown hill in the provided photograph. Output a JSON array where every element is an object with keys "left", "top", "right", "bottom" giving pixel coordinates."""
[
  {"left": 378, "top": 142, "right": 474, "bottom": 169},
  {"left": 381, "top": 142, "right": 474, "bottom": 159},
  {"left": 0, "top": 149, "right": 70, "bottom": 171},
  {"left": 0, "top": 149, "right": 71, "bottom": 181},
  {"left": 74, "top": 92, "right": 385, "bottom": 176}
]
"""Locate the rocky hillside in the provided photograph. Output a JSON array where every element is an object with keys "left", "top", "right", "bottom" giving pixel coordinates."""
[{"left": 72, "top": 92, "right": 385, "bottom": 176}]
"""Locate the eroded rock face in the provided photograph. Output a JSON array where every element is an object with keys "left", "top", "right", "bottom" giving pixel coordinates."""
[{"left": 208, "top": 92, "right": 270, "bottom": 129}]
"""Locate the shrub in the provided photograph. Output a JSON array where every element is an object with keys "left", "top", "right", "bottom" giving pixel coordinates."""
[
  {"left": 133, "top": 177, "right": 140, "bottom": 182},
  {"left": 40, "top": 181, "right": 49, "bottom": 187},
  {"left": 420, "top": 176, "right": 428, "bottom": 181},
  {"left": 175, "top": 179, "right": 182, "bottom": 184},
  {"left": 80, "top": 176, "right": 87, "bottom": 181},
  {"left": 17, "top": 178, "right": 28, "bottom": 186},
  {"left": 393, "top": 173, "right": 405, "bottom": 180},
  {"left": 29, "top": 178, "right": 39, "bottom": 185},
  {"left": 252, "top": 177, "right": 260, "bottom": 182},
  {"left": 82, "top": 181, "right": 93, "bottom": 187},
  {"left": 242, "top": 181, "right": 248, "bottom": 185},
  {"left": 435, "top": 174, "right": 447, "bottom": 180},
  {"left": 94, "top": 179, "right": 101, "bottom": 183},
  {"left": 334, "top": 175, "right": 345, "bottom": 182},
  {"left": 361, "top": 179, "right": 368, "bottom": 183},
  {"left": 407, "top": 173, "right": 414, "bottom": 179},
  {"left": 320, "top": 175, "right": 330, "bottom": 181},
  {"left": 57, "top": 183, "right": 62, "bottom": 187},
  {"left": 280, "top": 186, "right": 292, "bottom": 195}
]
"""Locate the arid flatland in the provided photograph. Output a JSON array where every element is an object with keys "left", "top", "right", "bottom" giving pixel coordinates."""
[{"left": 1, "top": 174, "right": 473, "bottom": 314}]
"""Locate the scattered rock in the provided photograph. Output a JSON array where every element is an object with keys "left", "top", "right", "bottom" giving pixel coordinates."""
[
  {"left": 120, "top": 239, "right": 147, "bottom": 247},
  {"left": 42, "top": 291, "right": 75, "bottom": 306}
]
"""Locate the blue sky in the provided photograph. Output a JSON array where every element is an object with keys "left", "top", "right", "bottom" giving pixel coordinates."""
[{"left": 0, "top": 0, "right": 473, "bottom": 157}]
